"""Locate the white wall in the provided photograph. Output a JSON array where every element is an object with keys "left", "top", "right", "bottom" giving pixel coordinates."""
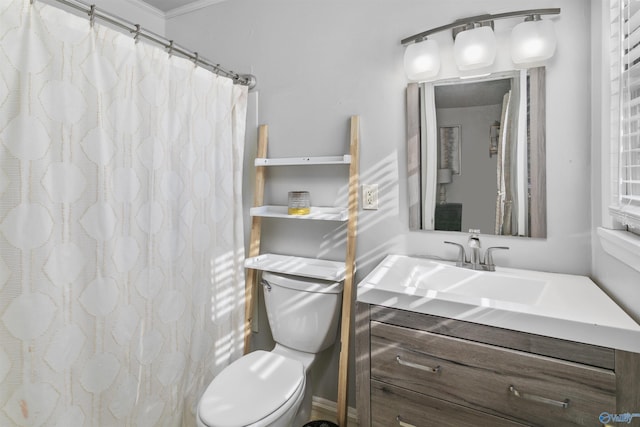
[
  {"left": 167, "top": 0, "right": 593, "bottom": 403},
  {"left": 437, "top": 104, "right": 501, "bottom": 234},
  {"left": 43, "top": 0, "right": 166, "bottom": 36},
  {"left": 93, "top": 0, "right": 165, "bottom": 35}
]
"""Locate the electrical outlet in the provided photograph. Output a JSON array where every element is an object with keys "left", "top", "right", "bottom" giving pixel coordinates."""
[{"left": 362, "top": 184, "right": 379, "bottom": 210}]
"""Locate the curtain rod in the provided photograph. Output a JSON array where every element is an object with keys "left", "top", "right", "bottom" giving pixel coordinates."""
[
  {"left": 401, "top": 8, "right": 561, "bottom": 46},
  {"left": 32, "top": 0, "right": 256, "bottom": 88}
]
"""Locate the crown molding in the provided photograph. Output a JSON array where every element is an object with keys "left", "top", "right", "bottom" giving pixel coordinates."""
[
  {"left": 123, "top": 0, "right": 167, "bottom": 18},
  {"left": 166, "top": 0, "right": 228, "bottom": 19}
]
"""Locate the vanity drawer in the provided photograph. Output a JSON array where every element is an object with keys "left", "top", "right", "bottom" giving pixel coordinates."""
[
  {"left": 371, "top": 321, "right": 616, "bottom": 427},
  {"left": 371, "top": 380, "right": 527, "bottom": 427}
]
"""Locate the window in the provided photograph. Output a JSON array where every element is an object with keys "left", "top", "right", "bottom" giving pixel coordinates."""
[
  {"left": 601, "top": 0, "right": 640, "bottom": 274},
  {"left": 610, "top": 0, "right": 640, "bottom": 233}
]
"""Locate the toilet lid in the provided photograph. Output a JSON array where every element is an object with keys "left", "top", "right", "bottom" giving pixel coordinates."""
[{"left": 198, "top": 350, "right": 304, "bottom": 427}]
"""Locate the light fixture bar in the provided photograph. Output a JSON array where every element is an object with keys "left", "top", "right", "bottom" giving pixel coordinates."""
[{"left": 400, "top": 8, "right": 561, "bottom": 45}]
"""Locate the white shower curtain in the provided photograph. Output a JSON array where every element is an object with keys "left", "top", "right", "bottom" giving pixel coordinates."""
[
  {"left": 495, "top": 72, "right": 527, "bottom": 236},
  {"left": 0, "top": 1, "right": 248, "bottom": 426},
  {"left": 420, "top": 83, "right": 438, "bottom": 230}
]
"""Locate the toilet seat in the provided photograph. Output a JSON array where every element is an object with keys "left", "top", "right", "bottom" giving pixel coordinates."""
[{"left": 198, "top": 350, "right": 305, "bottom": 427}]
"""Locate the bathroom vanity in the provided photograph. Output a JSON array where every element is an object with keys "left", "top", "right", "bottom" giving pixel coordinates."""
[{"left": 355, "top": 255, "right": 640, "bottom": 427}]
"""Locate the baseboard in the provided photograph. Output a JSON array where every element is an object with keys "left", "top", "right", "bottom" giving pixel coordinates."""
[{"left": 311, "top": 396, "right": 359, "bottom": 426}]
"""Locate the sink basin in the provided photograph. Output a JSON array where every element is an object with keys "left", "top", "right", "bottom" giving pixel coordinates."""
[
  {"left": 363, "top": 255, "right": 547, "bottom": 306},
  {"left": 394, "top": 260, "right": 547, "bottom": 305},
  {"left": 357, "top": 254, "right": 640, "bottom": 353},
  {"left": 443, "top": 274, "right": 546, "bottom": 305}
]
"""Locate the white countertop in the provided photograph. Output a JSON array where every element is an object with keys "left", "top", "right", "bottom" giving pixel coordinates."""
[{"left": 357, "top": 254, "right": 640, "bottom": 353}]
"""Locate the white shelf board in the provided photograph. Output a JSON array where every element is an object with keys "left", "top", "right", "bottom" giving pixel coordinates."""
[
  {"left": 245, "top": 253, "right": 347, "bottom": 281},
  {"left": 255, "top": 155, "right": 351, "bottom": 166},
  {"left": 250, "top": 205, "right": 348, "bottom": 221}
]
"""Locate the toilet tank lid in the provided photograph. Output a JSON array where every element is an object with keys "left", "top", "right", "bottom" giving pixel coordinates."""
[
  {"left": 198, "top": 350, "right": 304, "bottom": 427},
  {"left": 262, "top": 271, "right": 343, "bottom": 294}
]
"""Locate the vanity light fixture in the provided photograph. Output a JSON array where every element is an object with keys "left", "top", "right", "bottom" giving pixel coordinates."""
[
  {"left": 454, "top": 24, "right": 497, "bottom": 71},
  {"left": 404, "top": 38, "right": 441, "bottom": 81},
  {"left": 401, "top": 8, "right": 560, "bottom": 81},
  {"left": 510, "top": 15, "right": 557, "bottom": 65}
]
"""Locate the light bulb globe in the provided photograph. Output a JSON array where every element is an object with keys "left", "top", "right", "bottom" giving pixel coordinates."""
[
  {"left": 453, "top": 26, "right": 497, "bottom": 71},
  {"left": 511, "top": 19, "right": 557, "bottom": 65},
  {"left": 404, "top": 39, "right": 441, "bottom": 81}
]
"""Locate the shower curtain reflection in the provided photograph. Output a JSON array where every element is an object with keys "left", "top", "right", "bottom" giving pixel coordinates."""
[
  {"left": 495, "top": 72, "right": 528, "bottom": 236},
  {"left": 0, "top": 1, "right": 247, "bottom": 426}
]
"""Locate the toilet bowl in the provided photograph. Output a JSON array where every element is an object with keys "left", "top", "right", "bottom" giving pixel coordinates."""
[
  {"left": 197, "top": 271, "right": 343, "bottom": 427},
  {"left": 196, "top": 351, "right": 306, "bottom": 427}
]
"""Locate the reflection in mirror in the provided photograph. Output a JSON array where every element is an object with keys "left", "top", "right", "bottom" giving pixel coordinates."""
[{"left": 407, "top": 68, "right": 546, "bottom": 238}]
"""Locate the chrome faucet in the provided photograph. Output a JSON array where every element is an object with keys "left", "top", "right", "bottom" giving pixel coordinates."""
[
  {"left": 468, "top": 232, "right": 482, "bottom": 266},
  {"left": 444, "top": 231, "right": 509, "bottom": 271}
]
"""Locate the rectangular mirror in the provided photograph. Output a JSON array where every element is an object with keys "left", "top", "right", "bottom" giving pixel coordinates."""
[{"left": 407, "top": 68, "right": 546, "bottom": 238}]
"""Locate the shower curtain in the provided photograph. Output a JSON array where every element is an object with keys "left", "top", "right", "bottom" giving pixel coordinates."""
[
  {"left": 420, "top": 83, "right": 438, "bottom": 230},
  {"left": 495, "top": 74, "right": 523, "bottom": 236},
  {"left": 0, "top": 1, "right": 248, "bottom": 426},
  {"left": 495, "top": 90, "right": 513, "bottom": 235}
]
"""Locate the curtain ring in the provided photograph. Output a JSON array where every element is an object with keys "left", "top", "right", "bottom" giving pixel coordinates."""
[
  {"left": 167, "top": 40, "right": 174, "bottom": 57},
  {"left": 89, "top": 5, "right": 96, "bottom": 28},
  {"left": 132, "top": 24, "right": 141, "bottom": 44},
  {"left": 193, "top": 52, "right": 199, "bottom": 67}
]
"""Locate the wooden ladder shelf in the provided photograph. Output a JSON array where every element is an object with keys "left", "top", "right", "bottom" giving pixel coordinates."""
[{"left": 244, "top": 116, "right": 360, "bottom": 427}]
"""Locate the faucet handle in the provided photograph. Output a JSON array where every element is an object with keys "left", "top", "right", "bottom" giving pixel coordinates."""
[
  {"left": 444, "top": 241, "right": 467, "bottom": 265},
  {"left": 484, "top": 246, "right": 509, "bottom": 268}
]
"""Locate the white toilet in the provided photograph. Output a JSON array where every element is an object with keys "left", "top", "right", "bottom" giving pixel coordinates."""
[{"left": 197, "top": 271, "right": 344, "bottom": 427}]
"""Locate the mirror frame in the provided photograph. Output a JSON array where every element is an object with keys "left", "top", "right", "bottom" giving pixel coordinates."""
[{"left": 407, "top": 67, "right": 547, "bottom": 237}]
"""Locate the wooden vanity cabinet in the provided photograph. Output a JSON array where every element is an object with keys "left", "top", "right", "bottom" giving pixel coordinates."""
[{"left": 355, "top": 303, "right": 640, "bottom": 427}]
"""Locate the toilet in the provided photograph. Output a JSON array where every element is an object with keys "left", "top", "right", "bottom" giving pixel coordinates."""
[{"left": 197, "top": 271, "right": 344, "bottom": 427}]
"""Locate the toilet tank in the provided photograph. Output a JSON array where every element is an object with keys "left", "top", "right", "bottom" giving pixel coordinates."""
[{"left": 261, "top": 271, "right": 343, "bottom": 354}]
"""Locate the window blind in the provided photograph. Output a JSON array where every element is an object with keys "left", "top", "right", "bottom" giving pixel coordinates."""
[{"left": 611, "top": 0, "right": 640, "bottom": 229}]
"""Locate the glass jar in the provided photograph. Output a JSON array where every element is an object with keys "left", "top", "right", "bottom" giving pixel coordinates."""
[{"left": 288, "top": 191, "right": 310, "bottom": 215}]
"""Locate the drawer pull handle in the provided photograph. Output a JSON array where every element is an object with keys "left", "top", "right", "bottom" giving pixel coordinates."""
[
  {"left": 396, "top": 355, "right": 440, "bottom": 373},
  {"left": 396, "top": 415, "right": 416, "bottom": 427},
  {"left": 509, "top": 385, "right": 570, "bottom": 409}
]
